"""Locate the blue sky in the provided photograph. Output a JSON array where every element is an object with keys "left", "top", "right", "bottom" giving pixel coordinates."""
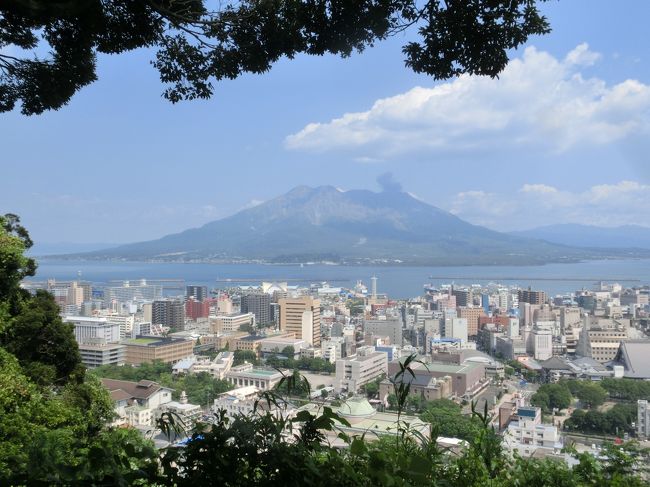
[{"left": 1, "top": 0, "right": 650, "bottom": 244}]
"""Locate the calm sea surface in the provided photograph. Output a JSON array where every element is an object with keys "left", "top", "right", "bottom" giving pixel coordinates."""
[{"left": 31, "top": 259, "right": 650, "bottom": 299}]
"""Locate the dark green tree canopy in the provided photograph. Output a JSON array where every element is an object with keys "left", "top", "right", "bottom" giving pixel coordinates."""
[{"left": 1, "top": 0, "right": 550, "bottom": 114}]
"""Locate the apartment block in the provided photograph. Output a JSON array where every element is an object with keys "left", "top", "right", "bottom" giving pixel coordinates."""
[
  {"left": 278, "top": 296, "right": 321, "bottom": 346},
  {"left": 241, "top": 293, "right": 271, "bottom": 326},
  {"left": 457, "top": 307, "right": 485, "bottom": 337},
  {"left": 152, "top": 299, "right": 185, "bottom": 329},
  {"left": 518, "top": 289, "right": 547, "bottom": 306}
]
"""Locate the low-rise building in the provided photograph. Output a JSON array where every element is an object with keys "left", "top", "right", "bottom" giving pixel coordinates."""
[
  {"left": 259, "top": 337, "right": 307, "bottom": 358},
  {"left": 161, "top": 391, "right": 202, "bottom": 430},
  {"left": 502, "top": 406, "right": 563, "bottom": 457},
  {"left": 335, "top": 346, "right": 388, "bottom": 392},
  {"left": 123, "top": 336, "right": 195, "bottom": 365},
  {"left": 66, "top": 315, "right": 121, "bottom": 344},
  {"left": 102, "top": 378, "right": 202, "bottom": 431},
  {"left": 213, "top": 385, "right": 261, "bottom": 419},
  {"left": 230, "top": 335, "right": 266, "bottom": 357},
  {"left": 495, "top": 336, "right": 527, "bottom": 360},
  {"left": 300, "top": 347, "right": 322, "bottom": 359},
  {"left": 213, "top": 385, "right": 294, "bottom": 420},
  {"left": 225, "top": 363, "right": 285, "bottom": 390},
  {"left": 210, "top": 313, "right": 256, "bottom": 333},
  {"left": 172, "top": 351, "right": 234, "bottom": 379},
  {"left": 379, "top": 374, "right": 452, "bottom": 403},
  {"left": 78, "top": 341, "right": 126, "bottom": 368},
  {"left": 296, "top": 398, "right": 429, "bottom": 447},
  {"left": 611, "top": 340, "right": 650, "bottom": 379},
  {"left": 387, "top": 360, "right": 487, "bottom": 399},
  {"left": 101, "top": 378, "right": 174, "bottom": 427}
]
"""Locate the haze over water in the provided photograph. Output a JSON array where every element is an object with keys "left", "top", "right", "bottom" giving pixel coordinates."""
[{"left": 33, "top": 258, "right": 650, "bottom": 299}]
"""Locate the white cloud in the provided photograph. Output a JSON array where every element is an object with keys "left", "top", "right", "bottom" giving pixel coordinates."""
[
  {"left": 285, "top": 44, "right": 650, "bottom": 157},
  {"left": 240, "top": 199, "right": 264, "bottom": 211},
  {"left": 449, "top": 180, "right": 650, "bottom": 230}
]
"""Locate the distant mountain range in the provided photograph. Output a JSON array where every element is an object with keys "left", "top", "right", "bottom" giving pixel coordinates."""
[
  {"left": 30, "top": 242, "right": 118, "bottom": 256},
  {"left": 511, "top": 224, "right": 650, "bottom": 250},
  {"left": 51, "top": 186, "right": 650, "bottom": 265}
]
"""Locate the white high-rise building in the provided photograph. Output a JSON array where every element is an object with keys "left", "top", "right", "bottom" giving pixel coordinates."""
[
  {"left": 498, "top": 290, "right": 509, "bottom": 312},
  {"left": 531, "top": 328, "right": 553, "bottom": 360},
  {"left": 442, "top": 317, "right": 468, "bottom": 344},
  {"left": 103, "top": 280, "right": 162, "bottom": 306},
  {"left": 508, "top": 318, "right": 520, "bottom": 338}
]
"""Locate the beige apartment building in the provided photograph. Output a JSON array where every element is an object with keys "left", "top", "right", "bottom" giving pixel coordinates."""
[
  {"left": 576, "top": 319, "right": 629, "bottom": 363},
  {"left": 457, "top": 307, "right": 486, "bottom": 338},
  {"left": 210, "top": 312, "right": 255, "bottom": 333},
  {"left": 123, "top": 336, "right": 194, "bottom": 365},
  {"left": 278, "top": 296, "right": 321, "bottom": 346}
]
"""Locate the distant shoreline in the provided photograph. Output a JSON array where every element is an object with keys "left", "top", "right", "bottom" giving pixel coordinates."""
[{"left": 33, "top": 255, "right": 649, "bottom": 268}]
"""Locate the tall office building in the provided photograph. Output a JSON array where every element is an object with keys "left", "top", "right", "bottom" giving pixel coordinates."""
[
  {"left": 152, "top": 299, "right": 185, "bottom": 329},
  {"left": 481, "top": 294, "right": 490, "bottom": 314},
  {"left": 186, "top": 285, "right": 208, "bottom": 302},
  {"left": 241, "top": 293, "right": 271, "bottom": 326},
  {"left": 442, "top": 317, "right": 468, "bottom": 344},
  {"left": 518, "top": 289, "right": 547, "bottom": 305},
  {"left": 364, "top": 318, "right": 403, "bottom": 346},
  {"left": 457, "top": 307, "right": 485, "bottom": 338},
  {"left": 278, "top": 296, "right": 321, "bottom": 346},
  {"left": 371, "top": 276, "right": 378, "bottom": 299},
  {"left": 185, "top": 297, "right": 211, "bottom": 320},
  {"left": 452, "top": 288, "right": 471, "bottom": 307}
]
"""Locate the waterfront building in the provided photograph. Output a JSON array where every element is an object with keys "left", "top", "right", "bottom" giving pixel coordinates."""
[
  {"left": 186, "top": 285, "right": 208, "bottom": 302},
  {"left": 103, "top": 280, "right": 162, "bottom": 306},
  {"left": 518, "top": 289, "right": 547, "bottom": 306}
]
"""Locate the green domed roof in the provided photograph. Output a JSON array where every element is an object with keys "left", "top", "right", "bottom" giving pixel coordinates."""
[{"left": 337, "top": 398, "right": 376, "bottom": 418}]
